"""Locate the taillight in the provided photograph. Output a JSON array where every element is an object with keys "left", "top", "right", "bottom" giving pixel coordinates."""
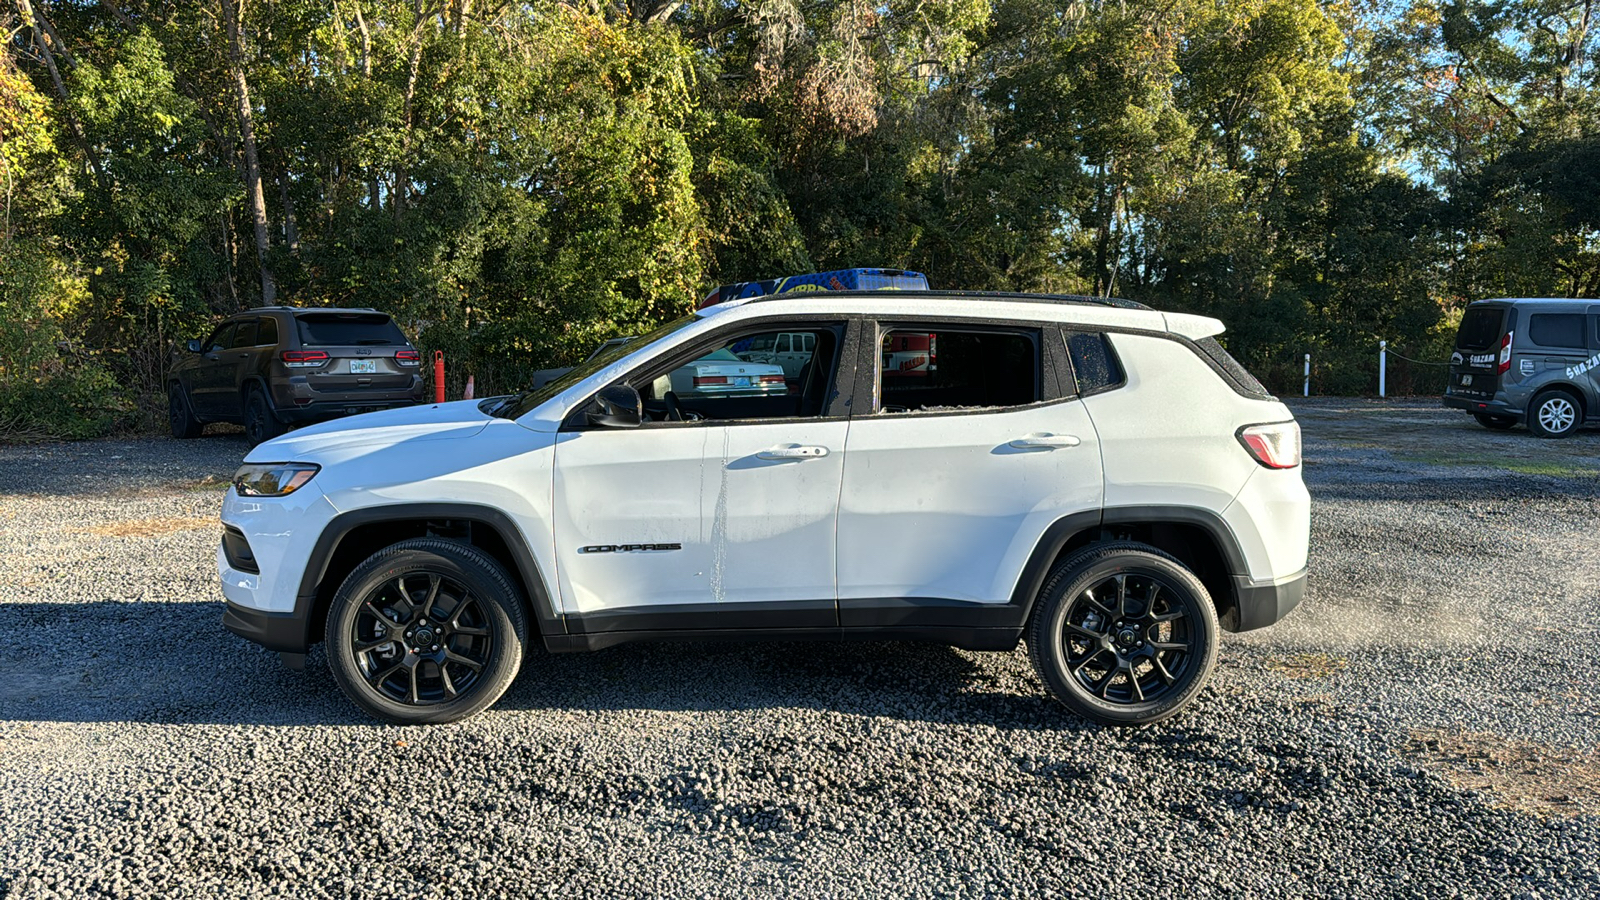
[
  {"left": 1237, "top": 421, "right": 1301, "bottom": 469},
  {"left": 1498, "top": 331, "right": 1513, "bottom": 374},
  {"left": 395, "top": 349, "right": 420, "bottom": 367},
  {"left": 280, "top": 350, "right": 329, "bottom": 368},
  {"left": 758, "top": 374, "right": 784, "bottom": 384},
  {"left": 693, "top": 375, "right": 728, "bottom": 387}
]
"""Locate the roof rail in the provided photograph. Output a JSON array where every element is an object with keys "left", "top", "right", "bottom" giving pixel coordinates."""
[{"left": 743, "top": 288, "right": 1153, "bottom": 311}]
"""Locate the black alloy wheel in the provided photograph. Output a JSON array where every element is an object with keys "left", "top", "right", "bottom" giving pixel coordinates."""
[
  {"left": 169, "top": 384, "right": 203, "bottom": 439},
  {"left": 351, "top": 571, "right": 493, "bottom": 705},
  {"left": 327, "top": 539, "right": 527, "bottom": 724},
  {"left": 243, "top": 389, "right": 284, "bottom": 446},
  {"left": 1472, "top": 413, "right": 1516, "bottom": 431},
  {"left": 1027, "top": 542, "right": 1219, "bottom": 726}
]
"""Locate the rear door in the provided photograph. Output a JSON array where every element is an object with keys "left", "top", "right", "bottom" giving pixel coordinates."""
[
  {"left": 292, "top": 312, "right": 414, "bottom": 399},
  {"left": 1447, "top": 305, "right": 1509, "bottom": 403},
  {"left": 835, "top": 322, "right": 1103, "bottom": 624}
]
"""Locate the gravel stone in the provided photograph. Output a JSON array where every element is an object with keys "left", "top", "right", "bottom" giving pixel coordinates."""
[{"left": 0, "top": 405, "right": 1596, "bottom": 898}]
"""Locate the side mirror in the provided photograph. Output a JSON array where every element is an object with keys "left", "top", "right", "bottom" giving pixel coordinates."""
[
  {"left": 186, "top": 339, "right": 203, "bottom": 353},
  {"left": 587, "top": 384, "right": 642, "bottom": 428}
]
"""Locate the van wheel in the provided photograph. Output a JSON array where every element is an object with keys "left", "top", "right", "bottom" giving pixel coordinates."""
[
  {"left": 1528, "top": 389, "right": 1581, "bottom": 438},
  {"left": 243, "top": 389, "right": 285, "bottom": 446},
  {"left": 326, "top": 539, "right": 528, "bottom": 724},
  {"left": 1472, "top": 413, "right": 1516, "bottom": 430},
  {"left": 1025, "top": 542, "right": 1219, "bottom": 727}
]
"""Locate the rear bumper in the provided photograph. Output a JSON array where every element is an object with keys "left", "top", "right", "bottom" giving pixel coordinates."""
[
  {"left": 1441, "top": 394, "right": 1521, "bottom": 418},
  {"left": 270, "top": 375, "right": 424, "bottom": 422},
  {"left": 1228, "top": 568, "right": 1306, "bottom": 632}
]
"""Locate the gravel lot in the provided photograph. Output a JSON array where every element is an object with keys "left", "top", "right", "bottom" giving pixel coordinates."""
[{"left": 1, "top": 401, "right": 1597, "bottom": 898}]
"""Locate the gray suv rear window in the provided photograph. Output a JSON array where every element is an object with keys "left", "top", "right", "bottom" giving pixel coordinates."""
[
  {"left": 295, "top": 313, "right": 407, "bottom": 346},
  {"left": 1528, "top": 313, "right": 1586, "bottom": 350}
]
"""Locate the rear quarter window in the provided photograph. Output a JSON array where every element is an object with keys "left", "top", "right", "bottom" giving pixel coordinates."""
[
  {"left": 1193, "top": 336, "right": 1274, "bottom": 400},
  {"left": 295, "top": 313, "right": 408, "bottom": 346},
  {"left": 1528, "top": 313, "right": 1586, "bottom": 350},
  {"left": 1062, "top": 331, "right": 1125, "bottom": 395}
]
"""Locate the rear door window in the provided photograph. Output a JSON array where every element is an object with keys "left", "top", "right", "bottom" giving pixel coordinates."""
[
  {"left": 295, "top": 312, "right": 408, "bottom": 346},
  {"left": 878, "top": 327, "right": 1038, "bottom": 413},
  {"left": 1528, "top": 313, "right": 1586, "bottom": 350},
  {"left": 1455, "top": 307, "right": 1505, "bottom": 351}
]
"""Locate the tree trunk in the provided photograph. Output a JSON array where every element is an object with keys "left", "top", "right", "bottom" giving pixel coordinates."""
[
  {"left": 351, "top": 2, "right": 383, "bottom": 210},
  {"left": 17, "top": 0, "right": 104, "bottom": 184},
  {"left": 221, "top": 0, "right": 277, "bottom": 305}
]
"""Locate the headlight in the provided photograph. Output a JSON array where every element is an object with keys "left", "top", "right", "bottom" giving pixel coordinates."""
[{"left": 233, "top": 462, "right": 320, "bottom": 497}]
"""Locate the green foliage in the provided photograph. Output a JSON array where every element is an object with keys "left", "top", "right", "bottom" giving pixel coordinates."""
[{"left": 3, "top": 0, "right": 1598, "bottom": 440}]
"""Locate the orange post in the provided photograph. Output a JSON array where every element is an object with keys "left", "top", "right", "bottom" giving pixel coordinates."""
[{"left": 433, "top": 350, "right": 445, "bottom": 403}]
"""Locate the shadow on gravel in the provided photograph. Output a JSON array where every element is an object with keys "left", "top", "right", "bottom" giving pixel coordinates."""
[{"left": 0, "top": 600, "right": 1081, "bottom": 731}]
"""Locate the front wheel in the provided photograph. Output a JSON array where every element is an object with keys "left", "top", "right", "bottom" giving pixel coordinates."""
[
  {"left": 326, "top": 539, "right": 529, "bottom": 724},
  {"left": 1473, "top": 413, "right": 1516, "bottom": 431},
  {"left": 168, "top": 384, "right": 203, "bottom": 439},
  {"left": 1528, "top": 389, "right": 1581, "bottom": 438},
  {"left": 1025, "top": 542, "right": 1219, "bottom": 726}
]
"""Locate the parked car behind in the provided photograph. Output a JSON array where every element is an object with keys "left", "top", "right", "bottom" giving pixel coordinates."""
[
  {"left": 1443, "top": 297, "right": 1599, "bottom": 437},
  {"left": 169, "top": 307, "right": 424, "bottom": 445}
]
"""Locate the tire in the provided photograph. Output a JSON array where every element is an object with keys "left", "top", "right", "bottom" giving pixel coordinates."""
[
  {"left": 243, "top": 388, "right": 285, "bottom": 446},
  {"left": 326, "top": 538, "right": 529, "bottom": 724},
  {"left": 1025, "top": 542, "right": 1219, "bottom": 727},
  {"left": 1528, "top": 389, "right": 1581, "bottom": 439},
  {"left": 168, "top": 383, "right": 203, "bottom": 439},
  {"left": 1473, "top": 413, "right": 1516, "bottom": 431}
]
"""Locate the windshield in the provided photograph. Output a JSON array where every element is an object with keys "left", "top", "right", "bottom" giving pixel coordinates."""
[{"left": 491, "top": 315, "right": 699, "bottom": 419}]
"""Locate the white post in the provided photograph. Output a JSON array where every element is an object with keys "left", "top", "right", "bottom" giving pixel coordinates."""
[
  {"left": 1378, "top": 340, "right": 1387, "bottom": 398},
  {"left": 1303, "top": 354, "right": 1310, "bottom": 397}
]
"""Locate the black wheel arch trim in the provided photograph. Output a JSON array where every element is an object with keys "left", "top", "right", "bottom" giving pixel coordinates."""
[
  {"left": 1008, "top": 505, "right": 1252, "bottom": 624},
  {"left": 288, "top": 503, "right": 564, "bottom": 651}
]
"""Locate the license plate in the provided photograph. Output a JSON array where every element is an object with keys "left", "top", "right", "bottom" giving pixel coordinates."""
[
  {"left": 731, "top": 376, "right": 750, "bottom": 387},
  {"left": 1459, "top": 375, "right": 1472, "bottom": 386},
  {"left": 349, "top": 359, "right": 377, "bottom": 374}
]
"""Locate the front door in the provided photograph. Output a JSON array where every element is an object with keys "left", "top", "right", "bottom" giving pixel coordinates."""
[
  {"left": 551, "top": 321, "right": 856, "bottom": 634},
  {"left": 190, "top": 322, "right": 237, "bottom": 417},
  {"left": 835, "top": 323, "right": 1104, "bottom": 622}
]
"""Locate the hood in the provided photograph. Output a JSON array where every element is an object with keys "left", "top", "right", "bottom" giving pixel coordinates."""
[{"left": 247, "top": 400, "right": 492, "bottom": 463}]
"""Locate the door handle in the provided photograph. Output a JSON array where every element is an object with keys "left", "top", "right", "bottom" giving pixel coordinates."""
[
  {"left": 757, "top": 445, "right": 830, "bottom": 460},
  {"left": 1008, "top": 433, "right": 1081, "bottom": 450}
]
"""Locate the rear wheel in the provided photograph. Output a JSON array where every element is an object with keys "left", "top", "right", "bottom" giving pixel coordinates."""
[
  {"left": 327, "top": 539, "right": 528, "bottom": 724},
  {"left": 1025, "top": 542, "right": 1219, "bottom": 726},
  {"left": 168, "top": 384, "right": 203, "bottom": 439},
  {"left": 1473, "top": 413, "right": 1516, "bottom": 430},
  {"left": 1528, "top": 389, "right": 1581, "bottom": 438},
  {"left": 243, "top": 388, "right": 285, "bottom": 446}
]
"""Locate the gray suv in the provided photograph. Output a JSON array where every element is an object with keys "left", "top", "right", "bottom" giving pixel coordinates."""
[
  {"left": 1443, "top": 298, "right": 1599, "bottom": 438},
  {"left": 168, "top": 307, "right": 424, "bottom": 445}
]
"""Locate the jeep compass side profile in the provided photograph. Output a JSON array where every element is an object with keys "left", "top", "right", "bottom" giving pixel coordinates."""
[{"left": 219, "top": 291, "right": 1309, "bottom": 726}]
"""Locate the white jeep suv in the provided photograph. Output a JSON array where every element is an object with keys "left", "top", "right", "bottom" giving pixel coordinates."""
[{"left": 220, "top": 291, "right": 1309, "bottom": 726}]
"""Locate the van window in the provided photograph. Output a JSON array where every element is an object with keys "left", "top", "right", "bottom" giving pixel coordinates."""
[
  {"left": 1528, "top": 314, "right": 1586, "bottom": 350},
  {"left": 1455, "top": 307, "right": 1506, "bottom": 352}
]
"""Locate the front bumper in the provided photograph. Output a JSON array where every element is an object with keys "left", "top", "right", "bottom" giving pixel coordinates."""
[
  {"left": 222, "top": 601, "right": 311, "bottom": 653},
  {"left": 1229, "top": 568, "right": 1307, "bottom": 632}
]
